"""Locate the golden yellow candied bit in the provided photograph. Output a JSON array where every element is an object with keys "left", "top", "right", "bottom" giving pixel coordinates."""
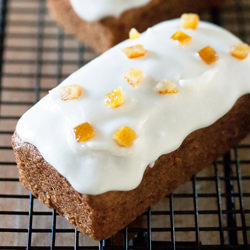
[
  {"left": 74, "top": 122, "right": 95, "bottom": 142},
  {"left": 61, "top": 84, "right": 83, "bottom": 101},
  {"left": 113, "top": 126, "right": 137, "bottom": 147},
  {"left": 124, "top": 68, "right": 144, "bottom": 87},
  {"left": 171, "top": 31, "right": 191, "bottom": 45},
  {"left": 129, "top": 28, "right": 140, "bottom": 40},
  {"left": 180, "top": 13, "right": 200, "bottom": 30},
  {"left": 155, "top": 80, "right": 179, "bottom": 95},
  {"left": 230, "top": 43, "right": 250, "bottom": 60},
  {"left": 122, "top": 44, "right": 147, "bottom": 59},
  {"left": 105, "top": 87, "right": 125, "bottom": 108},
  {"left": 198, "top": 46, "right": 219, "bottom": 65}
]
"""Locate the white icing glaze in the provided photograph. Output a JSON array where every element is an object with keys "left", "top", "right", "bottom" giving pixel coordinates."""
[
  {"left": 16, "top": 19, "right": 250, "bottom": 195},
  {"left": 70, "top": 0, "right": 151, "bottom": 22}
]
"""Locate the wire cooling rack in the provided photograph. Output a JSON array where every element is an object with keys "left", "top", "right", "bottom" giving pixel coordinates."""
[{"left": 0, "top": 0, "right": 249, "bottom": 249}]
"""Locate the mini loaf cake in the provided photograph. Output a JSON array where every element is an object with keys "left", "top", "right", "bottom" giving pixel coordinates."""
[
  {"left": 47, "top": 0, "right": 225, "bottom": 53},
  {"left": 12, "top": 15, "right": 250, "bottom": 240}
]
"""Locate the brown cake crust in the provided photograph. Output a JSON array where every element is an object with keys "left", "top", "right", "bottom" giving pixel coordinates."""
[
  {"left": 12, "top": 94, "right": 250, "bottom": 240},
  {"left": 47, "top": 0, "right": 225, "bottom": 53}
]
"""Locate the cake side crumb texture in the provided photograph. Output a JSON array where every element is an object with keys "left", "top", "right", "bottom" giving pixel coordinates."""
[{"left": 12, "top": 94, "right": 250, "bottom": 240}]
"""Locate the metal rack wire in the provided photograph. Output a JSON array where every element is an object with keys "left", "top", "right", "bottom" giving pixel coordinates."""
[{"left": 0, "top": 0, "right": 249, "bottom": 249}]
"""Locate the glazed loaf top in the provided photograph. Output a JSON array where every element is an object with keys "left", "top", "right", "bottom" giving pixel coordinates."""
[
  {"left": 70, "top": 0, "right": 151, "bottom": 22},
  {"left": 16, "top": 18, "right": 250, "bottom": 195}
]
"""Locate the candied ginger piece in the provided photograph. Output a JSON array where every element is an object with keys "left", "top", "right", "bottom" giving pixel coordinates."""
[
  {"left": 180, "top": 13, "right": 200, "bottom": 29},
  {"left": 113, "top": 126, "right": 137, "bottom": 147},
  {"left": 124, "top": 68, "right": 144, "bottom": 87},
  {"left": 74, "top": 122, "right": 95, "bottom": 142},
  {"left": 105, "top": 87, "right": 125, "bottom": 108},
  {"left": 155, "top": 80, "right": 179, "bottom": 94},
  {"left": 171, "top": 31, "right": 191, "bottom": 45},
  {"left": 198, "top": 46, "right": 219, "bottom": 65},
  {"left": 129, "top": 28, "right": 140, "bottom": 40},
  {"left": 122, "top": 45, "right": 147, "bottom": 59},
  {"left": 61, "top": 84, "right": 83, "bottom": 101},
  {"left": 230, "top": 43, "right": 250, "bottom": 60}
]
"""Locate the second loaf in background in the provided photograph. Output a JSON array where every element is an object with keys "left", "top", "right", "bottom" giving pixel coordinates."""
[{"left": 47, "top": 0, "right": 225, "bottom": 53}]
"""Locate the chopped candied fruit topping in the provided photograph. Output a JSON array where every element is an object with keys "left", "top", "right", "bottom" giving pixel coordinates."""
[
  {"left": 124, "top": 68, "right": 144, "bottom": 87},
  {"left": 180, "top": 13, "right": 200, "bottom": 30},
  {"left": 155, "top": 80, "right": 179, "bottom": 95},
  {"left": 113, "top": 126, "right": 137, "bottom": 147},
  {"left": 171, "top": 31, "right": 191, "bottom": 45},
  {"left": 105, "top": 87, "right": 125, "bottom": 108},
  {"left": 61, "top": 84, "right": 83, "bottom": 101},
  {"left": 230, "top": 43, "right": 250, "bottom": 60},
  {"left": 74, "top": 122, "right": 95, "bottom": 143},
  {"left": 122, "top": 44, "right": 147, "bottom": 59},
  {"left": 129, "top": 28, "right": 140, "bottom": 40},
  {"left": 198, "top": 46, "right": 219, "bottom": 65}
]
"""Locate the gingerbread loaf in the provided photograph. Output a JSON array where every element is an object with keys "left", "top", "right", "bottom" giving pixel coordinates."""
[
  {"left": 12, "top": 16, "right": 250, "bottom": 240},
  {"left": 47, "top": 0, "right": 225, "bottom": 53}
]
